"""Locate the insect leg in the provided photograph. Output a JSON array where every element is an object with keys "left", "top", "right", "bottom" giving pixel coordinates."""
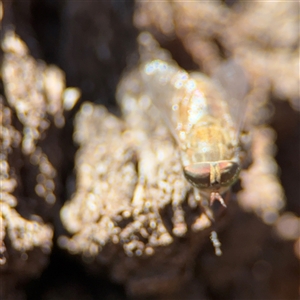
[
  {"left": 191, "top": 188, "right": 214, "bottom": 231},
  {"left": 191, "top": 189, "right": 223, "bottom": 256},
  {"left": 210, "top": 231, "right": 222, "bottom": 256},
  {"left": 171, "top": 180, "right": 188, "bottom": 237}
]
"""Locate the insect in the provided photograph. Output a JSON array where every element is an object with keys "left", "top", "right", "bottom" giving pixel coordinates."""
[{"left": 140, "top": 58, "right": 249, "bottom": 216}]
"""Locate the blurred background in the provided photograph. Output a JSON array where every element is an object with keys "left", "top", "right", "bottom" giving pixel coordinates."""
[{"left": 0, "top": 1, "right": 299, "bottom": 299}]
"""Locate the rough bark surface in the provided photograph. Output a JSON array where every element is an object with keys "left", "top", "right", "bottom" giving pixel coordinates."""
[{"left": 0, "top": 1, "right": 299, "bottom": 299}]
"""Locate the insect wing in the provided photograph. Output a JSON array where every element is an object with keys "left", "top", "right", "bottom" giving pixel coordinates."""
[
  {"left": 140, "top": 59, "right": 249, "bottom": 150},
  {"left": 212, "top": 59, "right": 249, "bottom": 138},
  {"left": 140, "top": 60, "right": 193, "bottom": 146}
]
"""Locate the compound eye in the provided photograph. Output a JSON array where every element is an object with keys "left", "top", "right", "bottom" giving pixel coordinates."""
[
  {"left": 183, "top": 163, "right": 211, "bottom": 188},
  {"left": 218, "top": 161, "right": 240, "bottom": 187}
]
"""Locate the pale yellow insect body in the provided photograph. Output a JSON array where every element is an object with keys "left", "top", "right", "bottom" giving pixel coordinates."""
[{"left": 141, "top": 59, "right": 247, "bottom": 207}]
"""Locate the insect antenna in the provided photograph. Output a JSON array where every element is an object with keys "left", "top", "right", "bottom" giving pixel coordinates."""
[{"left": 210, "top": 192, "right": 227, "bottom": 207}]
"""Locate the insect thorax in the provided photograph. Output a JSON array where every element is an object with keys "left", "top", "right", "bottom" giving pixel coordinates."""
[{"left": 182, "top": 120, "right": 235, "bottom": 165}]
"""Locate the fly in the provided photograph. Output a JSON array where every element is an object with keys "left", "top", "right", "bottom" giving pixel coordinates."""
[{"left": 141, "top": 59, "right": 249, "bottom": 212}]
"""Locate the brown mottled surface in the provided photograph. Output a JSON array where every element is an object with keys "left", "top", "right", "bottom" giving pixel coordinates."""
[{"left": 0, "top": 1, "right": 299, "bottom": 300}]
